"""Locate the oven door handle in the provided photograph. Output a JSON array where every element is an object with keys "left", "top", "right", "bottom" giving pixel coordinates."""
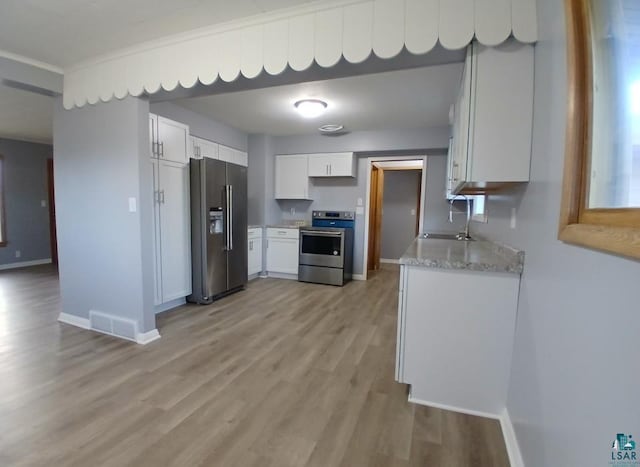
[{"left": 300, "top": 230, "right": 343, "bottom": 237}]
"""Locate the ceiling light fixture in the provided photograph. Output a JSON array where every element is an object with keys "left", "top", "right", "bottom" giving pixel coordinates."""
[
  {"left": 294, "top": 99, "right": 328, "bottom": 118},
  {"left": 319, "top": 124, "right": 345, "bottom": 134}
]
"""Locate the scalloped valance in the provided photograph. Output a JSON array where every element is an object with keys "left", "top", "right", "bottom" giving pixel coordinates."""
[{"left": 63, "top": 0, "right": 537, "bottom": 109}]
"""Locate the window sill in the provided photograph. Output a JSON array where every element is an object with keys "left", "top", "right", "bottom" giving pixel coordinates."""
[{"left": 559, "top": 223, "right": 640, "bottom": 261}]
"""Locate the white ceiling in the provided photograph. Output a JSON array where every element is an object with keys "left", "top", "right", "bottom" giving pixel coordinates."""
[
  {"left": 0, "top": 0, "right": 314, "bottom": 68},
  {"left": 176, "top": 63, "right": 463, "bottom": 136},
  {"left": 0, "top": 85, "right": 53, "bottom": 143}
]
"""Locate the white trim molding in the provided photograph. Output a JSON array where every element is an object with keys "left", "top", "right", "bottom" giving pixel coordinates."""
[
  {"left": 500, "top": 409, "right": 525, "bottom": 467},
  {"left": 352, "top": 274, "right": 366, "bottom": 281},
  {"left": 62, "top": 0, "right": 537, "bottom": 109},
  {"left": 136, "top": 329, "right": 162, "bottom": 345},
  {"left": 58, "top": 312, "right": 90, "bottom": 330},
  {"left": 0, "top": 258, "right": 52, "bottom": 271},
  {"left": 408, "top": 393, "right": 501, "bottom": 420},
  {"left": 380, "top": 258, "right": 400, "bottom": 264}
]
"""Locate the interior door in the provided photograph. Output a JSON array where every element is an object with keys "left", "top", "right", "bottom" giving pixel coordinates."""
[
  {"left": 226, "top": 163, "right": 248, "bottom": 290},
  {"left": 204, "top": 158, "right": 228, "bottom": 298},
  {"left": 159, "top": 160, "right": 192, "bottom": 301},
  {"left": 367, "top": 166, "right": 384, "bottom": 271}
]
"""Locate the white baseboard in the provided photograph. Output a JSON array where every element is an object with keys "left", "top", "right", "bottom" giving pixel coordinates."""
[
  {"left": 500, "top": 409, "right": 525, "bottom": 467},
  {"left": 267, "top": 272, "right": 298, "bottom": 280},
  {"left": 380, "top": 258, "right": 400, "bottom": 264},
  {"left": 58, "top": 312, "right": 90, "bottom": 329},
  {"left": 352, "top": 274, "right": 365, "bottom": 281},
  {"left": 58, "top": 312, "right": 161, "bottom": 346},
  {"left": 0, "top": 258, "right": 52, "bottom": 271},
  {"left": 136, "top": 329, "right": 161, "bottom": 345},
  {"left": 407, "top": 392, "right": 500, "bottom": 420}
]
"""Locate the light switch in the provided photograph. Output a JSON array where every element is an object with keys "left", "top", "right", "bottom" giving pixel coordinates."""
[
  {"left": 356, "top": 206, "right": 364, "bottom": 215},
  {"left": 357, "top": 198, "right": 363, "bottom": 206},
  {"left": 410, "top": 208, "right": 416, "bottom": 216},
  {"left": 128, "top": 197, "right": 137, "bottom": 213},
  {"left": 41, "top": 200, "right": 47, "bottom": 208}
]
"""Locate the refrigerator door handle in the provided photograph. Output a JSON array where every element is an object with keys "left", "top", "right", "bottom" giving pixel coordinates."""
[
  {"left": 229, "top": 185, "right": 234, "bottom": 251},
  {"left": 224, "top": 185, "right": 230, "bottom": 251}
]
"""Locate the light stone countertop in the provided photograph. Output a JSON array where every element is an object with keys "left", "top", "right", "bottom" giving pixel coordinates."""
[
  {"left": 400, "top": 236, "right": 525, "bottom": 275},
  {"left": 265, "top": 224, "right": 309, "bottom": 229}
]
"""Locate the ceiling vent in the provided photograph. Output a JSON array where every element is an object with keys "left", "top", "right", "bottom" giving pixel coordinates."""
[{"left": 319, "top": 124, "right": 347, "bottom": 136}]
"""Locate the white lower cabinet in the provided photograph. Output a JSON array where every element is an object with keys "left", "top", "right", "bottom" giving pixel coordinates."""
[
  {"left": 248, "top": 228, "right": 263, "bottom": 277},
  {"left": 266, "top": 228, "right": 299, "bottom": 276},
  {"left": 396, "top": 265, "right": 520, "bottom": 415},
  {"left": 151, "top": 158, "right": 192, "bottom": 306}
]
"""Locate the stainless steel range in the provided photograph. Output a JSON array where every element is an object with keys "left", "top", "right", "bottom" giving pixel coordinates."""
[{"left": 298, "top": 211, "right": 355, "bottom": 286}]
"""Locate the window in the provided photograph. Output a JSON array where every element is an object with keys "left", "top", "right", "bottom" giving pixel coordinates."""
[
  {"left": 560, "top": 0, "right": 640, "bottom": 260},
  {"left": 0, "top": 155, "right": 5, "bottom": 246}
]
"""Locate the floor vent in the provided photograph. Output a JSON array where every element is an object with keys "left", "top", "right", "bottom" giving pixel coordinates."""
[{"left": 89, "top": 311, "right": 138, "bottom": 342}]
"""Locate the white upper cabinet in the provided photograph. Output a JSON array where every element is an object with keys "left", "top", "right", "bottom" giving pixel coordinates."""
[
  {"left": 219, "top": 144, "right": 248, "bottom": 167},
  {"left": 191, "top": 136, "right": 219, "bottom": 160},
  {"left": 307, "top": 152, "right": 356, "bottom": 177},
  {"left": 275, "top": 154, "right": 310, "bottom": 200},
  {"left": 450, "top": 40, "right": 534, "bottom": 195},
  {"left": 150, "top": 115, "right": 190, "bottom": 165}
]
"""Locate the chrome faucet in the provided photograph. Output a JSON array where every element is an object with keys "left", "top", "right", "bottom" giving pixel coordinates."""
[{"left": 448, "top": 194, "right": 472, "bottom": 240}]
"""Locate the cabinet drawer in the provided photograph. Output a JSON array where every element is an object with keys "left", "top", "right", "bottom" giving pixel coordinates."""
[
  {"left": 266, "top": 228, "right": 298, "bottom": 240},
  {"left": 248, "top": 227, "right": 262, "bottom": 239}
]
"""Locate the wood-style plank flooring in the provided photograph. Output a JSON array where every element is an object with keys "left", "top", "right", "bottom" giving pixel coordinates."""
[{"left": 0, "top": 264, "right": 509, "bottom": 467}]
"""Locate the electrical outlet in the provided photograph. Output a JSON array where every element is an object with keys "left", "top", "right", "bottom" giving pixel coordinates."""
[
  {"left": 41, "top": 200, "right": 47, "bottom": 208},
  {"left": 128, "top": 197, "right": 137, "bottom": 213},
  {"left": 15, "top": 250, "right": 21, "bottom": 258},
  {"left": 510, "top": 208, "right": 517, "bottom": 229}
]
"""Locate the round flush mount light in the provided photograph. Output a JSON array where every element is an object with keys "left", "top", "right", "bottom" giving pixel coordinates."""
[
  {"left": 319, "top": 124, "right": 345, "bottom": 134},
  {"left": 294, "top": 99, "right": 328, "bottom": 118}
]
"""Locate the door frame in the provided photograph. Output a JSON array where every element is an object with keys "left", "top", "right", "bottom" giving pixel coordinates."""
[{"left": 362, "top": 155, "right": 427, "bottom": 281}]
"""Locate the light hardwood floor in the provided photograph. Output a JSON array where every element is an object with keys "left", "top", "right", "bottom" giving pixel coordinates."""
[{"left": 0, "top": 264, "right": 510, "bottom": 467}]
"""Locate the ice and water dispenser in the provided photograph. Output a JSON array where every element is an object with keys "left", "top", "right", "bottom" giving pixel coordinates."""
[{"left": 209, "top": 207, "right": 223, "bottom": 234}]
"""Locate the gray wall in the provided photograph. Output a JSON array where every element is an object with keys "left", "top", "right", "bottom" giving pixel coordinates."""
[
  {"left": 53, "top": 97, "right": 155, "bottom": 333},
  {"left": 381, "top": 170, "right": 421, "bottom": 259},
  {"left": 150, "top": 102, "right": 248, "bottom": 151},
  {"left": 246, "top": 126, "right": 461, "bottom": 275},
  {"left": 473, "top": 1, "right": 640, "bottom": 465},
  {"left": 0, "top": 138, "right": 52, "bottom": 265}
]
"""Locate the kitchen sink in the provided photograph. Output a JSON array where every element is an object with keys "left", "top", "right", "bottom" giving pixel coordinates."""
[{"left": 422, "top": 233, "right": 475, "bottom": 241}]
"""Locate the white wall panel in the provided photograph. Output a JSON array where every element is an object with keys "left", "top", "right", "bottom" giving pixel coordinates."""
[
  {"left": 475, "top": 0, "right": 512, "bottom": 46},
  {"left": 288, "top": 14, "right": 315, "bottom": 71},
  {"left": 439, "top": 0, "right": 475, "bottom": 50},
  {"left": 241, "top": 25, "right": 264, "bottom": 79},
  {"left": 343, "top": 2, "right": 374, "bottom": 64},
  {"left": 63, "top": 0, "right": 539, "bottom": 109},
  {"left": 315, "top": 8, "right": 343, "bottom": 68},
  {"left": 219, "top": 29, "right": 242, "bottom": 82},
  {"left": 373, "top": 0, "right": 405, "bottom": 59},
  {"left": 512, "top": 0, "right": 538, "bottom": 42},
  {"left": 263, "top": 19, "right": 289, "bottom": 76},
  {"left": 405, "top": 0, "right": 438, "bottom": 55}
]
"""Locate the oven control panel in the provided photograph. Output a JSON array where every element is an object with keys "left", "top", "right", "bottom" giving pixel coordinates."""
[{"left": 312, "top": 211, "right": 355, "bottom": 220}]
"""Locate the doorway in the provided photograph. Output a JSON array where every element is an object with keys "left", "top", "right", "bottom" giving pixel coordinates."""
[
  {"left": 47, "top": 159, "right": 58, "bottom": 265},
  {"left": 365, "top": 157, "right": 426, "bottom": 275}
]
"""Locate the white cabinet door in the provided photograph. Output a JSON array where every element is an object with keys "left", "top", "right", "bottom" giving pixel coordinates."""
[
  {"left": 150, "top": 158, "right": 163, "bottom": 306},
  {"left": 219, "top": 144, "right": 248, "bottom": 167},
  {"left": 327, "top": 153, "right": 355, "bottom": 177},
  {"left": 308, "top": 154, "right": 331, "bottom": 177},
  {"left": 275, "top": 155, "right": 310, "bottom": 199},
  {"left": 248, "top": 237, "right": 263, "bottom": 276},
  {"left": 157, "top": 116, "right": 189, "bottom": 165},
  {"left": 158, "top": 160, "right": 192, "bottom": 302},
  {"left": 307, "top": 153, "right": 355, "bottom": 177},
  {"left": 266, "top": 238, "right": 299, "bottom": 275},
  {"left": 233, "top": 148, "right": 248, "bottom": 167},
  {"left": 149, "top": 114, "right": 158, "bottom": 158}
]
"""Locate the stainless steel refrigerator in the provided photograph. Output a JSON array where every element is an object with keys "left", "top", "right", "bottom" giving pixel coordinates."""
[{"left": 188, "top": 158, "right": 247, "bottom": 304}]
